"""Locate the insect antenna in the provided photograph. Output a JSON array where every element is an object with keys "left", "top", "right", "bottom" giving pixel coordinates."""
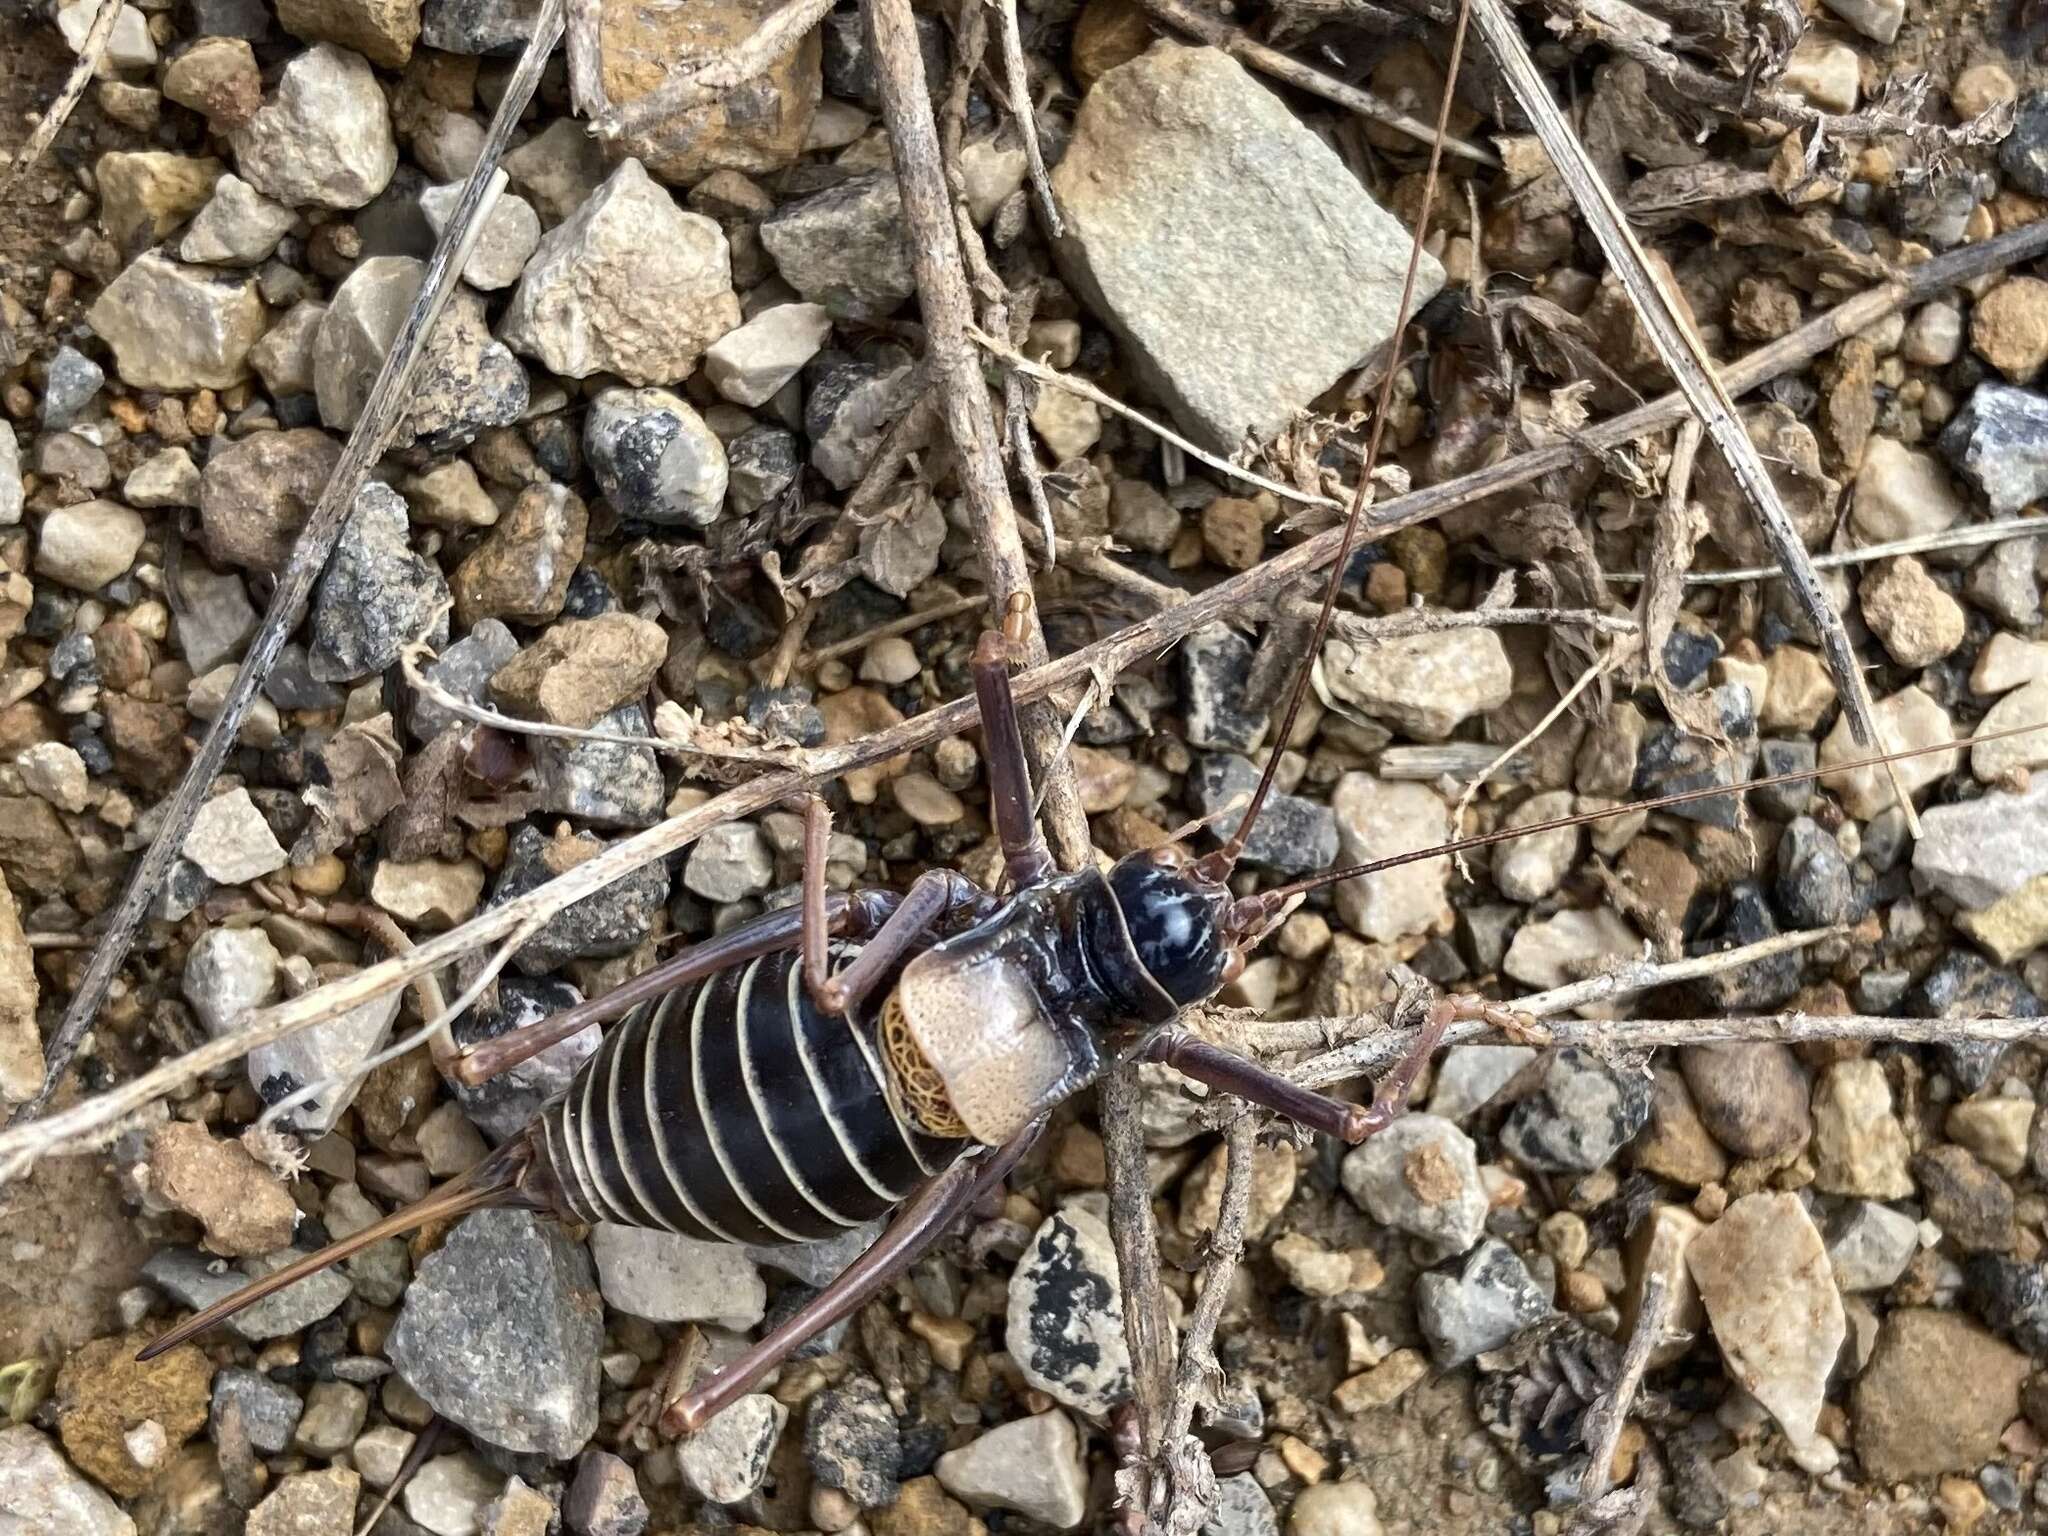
[
  {"left": 1195, "top": 0, "right": 1476, "bottom": 882},
  {"left": 1226, "top": 718, "right": 2048, "bottom": 928},
  {"left": 136, "top": 1137, "right": 532, "bottom": 1362}
]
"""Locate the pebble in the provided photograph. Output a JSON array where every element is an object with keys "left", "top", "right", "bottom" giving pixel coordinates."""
[
  {"left": 1500, "top": 1046, "right": 1652, "bottom": 1172},
  {"left": 678, "top": 1394, "right": 787, "bottom": 1504},
  {"left": 40, "top": 345, "right": 104, "bottom": 430},
  {"left": 249, "top": 300, "right": 326, "bottom": 398},
  {"left": 294, "top": 1380, "right": 367, "bottom": 1457},
  {"left": 210, "top": 1367, "right": 304, "bottom": 1456},
  {"left": 1427, "top": 1045, "right": 1536, "bottom": 1124},
  {"left": 2001, "top": 89, "right": 2048, "bottom": 195},
  {"left": 1970, "top": 678, "right": 2048, "bottom": 781},
  {"left": 179, "top": 173, "right": 295, "bottom": 265},
  {"left": 1415, "top": 1238, "right": 1553, "bottom": 1367},
  {"left": 1914, "top": 951, "right": 2041, "bottom": 1093},
  {"left": 412, "top": 618, "right": 519, "bottom": 741},
  {"left": 490, "top": 613, "right": 668, "bottom": 728},
  {"left": 1783, "top": 37, "right": 1858, "bottom": 111},
  {"left": 1826, "top": 1199, "right": 1919, "bottom": 1292},
  {"left": 1678, "top": 1043, "right": 1810, "bottom": 1161},
  {"left": 705, "top": 302, "right": 832, "bottom": 407},
  {"left": 451, "top": 974, "right": 598, "bottom": 1141},
  {"left": 0, "top": 432, "right": 19, "bottom": 529},
  {"left": 493, "top": 824, "right": 669, "bottom": 974},
  {"left": 565, "top": 1449, "right": 647, "bottom": 1536},
  {"left": 806, "top": 356, "right": 919, "bottom": 489},
  {"left": 181, "top": 925, "right": 281, "bottom": 1033},
  {"left": 307, "top": 482, "right": 450, "bottom": 680},
  {"left": 587, "top": 1224, "right": 766, "bottom": 1327},
  {"left": 1179, "top": 624, "right": 1267, "bottom": 752},
  {"left": 1329, "top": 775, "right": 1451, "bottom": 941},
  {"left": 35, "top": 500, "right": 145, "bottom": 591},
  {"left": 1852, "top": 1309, "right": 2028, "bottom": 1479},
  {"left": 1811, "top": 1057, "right": 1914, "bottom": 1198},
  {"left": 0, "top": 1423, "right": 137, "bottom": 1536},
  {"left": 404, "top": 1452, "right": 502, "bottom": 1536},
  {"left": 1940, "top": 382, "right": 2048, "bottom": 516},
  {"left": 199, "top": 427, "right": 343, "bottom": 572},
  {"left": 1974, "top": 276, "right": 2048, "bottom": 383},
  {"left": 805, "top": 1373, "right": 903, "bottom": 1508},
  {"left": 1947, "top": 1096, "right": 2035, "bottom": 1178},
  {"left": 534, "top": 705, "right": 663, "bottom": 828},
  {"left": 1914, "top": 778, "right": 2048, "bottom": 909},
  {"left": 861, "top": 636, "right": 920, "bottom": 685},
  {"left": 1913, "top": 1144, "right": 2015, "bottom": 1252},
  {"left": 1501, "top": 907, "right": 1641, "bottom": 1005},
  {"left": 1851, "top": 437, "right": 1966, "bottom": 543},
  {"left": 483, "top": 1478, "right": 556, "bottom": 1536},
  {"left": 1818, "top": 685, "right": 1957, "bottom": 819},
  {"left": 1007, "top": 1206, "right": 1132, "bottom": 1415},
  {"left": 1340, "top": 1114, "right": 1487, "bottom": 1255},
  {"left": 146, "top": 1119, "right": 296, "bottom": 1255},
  {"left": 143, "top": 1247, "right": 353, "bottom": 1343},
  {"left": 1962, "top": 1253, "right": 2048, "bottom": 1354},
  {"left": 858, "top": 486, "right": 947, "bottom": 596},
  {"left": 163, "top": 36, "right": 262, "bottom": 127},
  {"left": 1320, "top": 628, "right": 1512, "bottom": 741},
  {"left": 683, "top": 820, "right": 775, "bottom": 902},
  {"left": 1188, "top": 754, "right": 1337, "bottom": 877},
  {"left": 1966, "top": 535, "right": 2041, "bottom": 628},
  {"left": 419, "top": 180, "right": 540, "bottom": 291},
  {"left": 232, "top": 43, "right": 397, "bottom": 209},
  {"left": 934, "top": 1410, "right": 1088, "bottom": 1530},
  {"left": 52, "top": 1332, "right": 213, "bottom": 1499},
  {"left": 1034, "top": 389, "right": 1106, "bottom": 463},
  {"left": 1762, "top": 644, "right": 1836, "bottom": 733},
  {"left": 248, "top": 1467, "right": 360, "bottom": 1536},
  {"left": 1053, "top": 43, "right": 1438, "bottom": 453},
  {"left": 182, "top": 784, "right": 287, "bottom": 884},
  {"left": 1490, "top": 789, "right": 1579, "bottom": 901},
  {"left": 1687, "top": 1193, "right": 1843, "bottom": 1448},
  {"left": 1858, "top": 556, "right": 1965, "bottom": 667},
  {"left": 249, "top": 983, "right": 404, "bottom": 1135},
  {"left": 452, "top": 484, "right": 589, "bottom": 627},
  {"left": 93, "top": 151, "right": 215, "bottom": 255},
  {"left": 389, "top": 1209, "right": 603, "bottom": 1458},
  {"left": 371, "top": 858, "right": 486, "bottom": 929},
  {"left": 1205, "top": 1476, "right": 1279, "bottom": 1536},
  {"left": 1819, "top": 0, "right": 1901, "bottom": 42},
  {"left": 727, "top": 425, "right": 802, "bottom": 513},
  {"left": 760, "top": 172, "right": 916, "bottom": 319},
  {"left": 1774, "top": 816, "right": 1859, "bottom": 929},
  {"left": 174, "top": 564, "right": 258, "bottom": 674},
  {"left": 504, "top": 159, "right": 740, "bottom": 383},
  {"left": 583, "top": 387, "right": 728, "bottom": 528}
]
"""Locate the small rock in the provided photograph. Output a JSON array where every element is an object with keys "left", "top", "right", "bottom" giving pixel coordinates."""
[
  {"left": 683, "top": 820, "right": 775, "bottom": 902},
  {"left": 144, "top": 1247, "right": 352, "bottom": 1343},
  {"left": 490, "top": 613, "right": 667, "bottom": 727},
  {"left": 1940, "top": 382, "right": 2048, "bottom": 516},
  {"left": 1414, "top": 1238, "right": 1552, "bottom": 1367},
  {"left": 1914, "top": 778, "right": 2048, "bottom": 909},
  {"left": 388, "top": 1208, "right": 603, "bottom": 1459},
  {"left": 276, "top": 0, "right": 418, "bottom": 65},
  {"left": 452, "top": 484, "right": 588, "bottom": 627},
  {"left": 1947, "top": 1096, "right": 2035, "bottom": 1178},
  {"left": 1970, "top": 677, "right": 2048, "bottom": 782},
  {"left": 678, "top": 1395, "right": 787, "bottom": 1505},
  {"left": 248, "top": 1467, "right": 360, "bottom": 1536},
  {"left": 248, "top": 983, "right": 404, "bottom": 1136},
  {"left": 1810, "top": 1058, "right": 1914, "bottom": 1199},
  {"left": 934, "top": 1411, "right": 1088, "bottom": 1530},
  {"left": 1962, "top": 1253, "right": 2048, "bottom": 1354},
  {"left": 371, "top": 858, "right": 486, "bottom": 930},
  {"left": 1903, "top": 300, "right": 1965, "bottom": 366},
  {"left": 1686, "top": 1192, "right": 1844, "bottom": 1447},
  {"left": 1913, "top": 1144, "right": 2015, "bottom": 1252},
  {"left": 1858, "top": 556, "right": 1965, "bottom": 667},
  {"left": 1179, "top": 624, "right": 1267, "bottom": 752},
  {"left": 181, "top": 925, "right": 281, "bottom": 1034},
  {"left": 1320, "top": 628, "right": 1513, "bottom": 741},
  {"left": 1500, "top": 1047, "right": 1651, "bottom": 1172},
  {"left": 199, "top": 427, "right": 343, "bottom": 572},
  {"left": 0, "top": 1423, "right": 136, "bottom": 1536},
  {"left": 294, "top": 1380, "right": 367, "bottom": 1457},
  {"left": 1491, "top": 789, "right": 1579, "bottom": 902},
  {"left": 1287, "top": 1481, "right": 1382, "bottom": 1536},
  {"left": 36, "top": 500, "right": 145, "bottom": 591},
  {"left": 1051, "top": 43, "right": 1441, "bottom": 452},
  {"left": 1819, "top": 0, "right": 1900, "bottom": 43},
  {"left": 1330, "top": 775, "right": 1451, "bottom": 941},
  {"left": 760, "top": 172, "right": 915, "bottom": 320},
  {"left": 1852, "top": 437, "right": 1966, "bottom": 543},
  {"left": 451, "top": 974, "right": 598, "bottom": 1141},
  {"left": 806, "top": 356, "right": 919, "bottom": 489},
  {"left": 232, "top": 44, "right": 397, "bottom": 209},
  {"left": 248, "top": 300, "right": 325, "bottom": 398},
  {"left": 1782, "top": 37, "right": 1858, "bottom": 112},
  {"left": 146, "top": 1120, "right": 296, "bottom": 1256},
  {"left": 404, "top": 1452, "right": 501, "bottom": 1536},
  {"left": 182, "top": 785, "right": 288, "bottom": 884},
  {"left": 704, "top": 302, "right": 832, "bottom": 407},
  {"left": 503, "top": 159, "right": 740, "bottom": 384},
  {"left": 1973, "top": 276, "right": 2048, "bottom": 383},
  {"left": 210, "top": 1368, "right": 303, "bottom": 1456},
  {"left": 1818, "top": 685, "right": 1957, "bottom": 819},
  {"left": 1853, "top": 1309, "right": 2028, "bottom": 1479},
  {"left": 411, "top": 618, "right": 519, "bottom": 741},
  {"left": 179, "top": 173, "right": 295, "bottom": 265},
  {"left": 418, "top": 181, "right": 540, "bottom": 291},
  {"left": 533, "top": 706, "right": 663, "bottom": 828},
  {"left": 1425, "top": 1045, "right": 1537, "bottom": 1124},
  {"left": 1965, "top": 535, "right": 2041, "bottom": 629},
  {"left": 727, "top": 425, "right": 801, "bottom": 514},
  {"left": 96, "top": 150, "right": 222, "bottom": 250},
  {"left": 1914, "top": 950, "right": 2041, "bottom": 1094},
  {"left": 1340, "top": 1114, "right": 1486, "bottom": 1255},
  {"left": 1678, "top": 1043, "right": 1810, "bottom": 1162},
  {"left": 1826, "top": 1200, "right": 1919, "bottom": 1292},
  {"left": 1007, "top": 1206, "right": 1132, "bottom": 1415},
  {"left": 2002, "top": 89, "right": 2048, "bottom": 195},
  {"left": 583, "top": 387, "right": 727, "bottom": 528},
  {"left": 53, "top": 1332, "right": 213, "bottom": 1500},
  {"left": 1034, "top": 390, "right": 1105, "bottom": 463},
  {"left": 492, "top": 823, "right": 668, "bottom": 974},
  {"left": 587, "top": 1224, "right": 766, "bottom": 1327},
  {"left": 163, "top": 36, "right": 262, "bottom": 128},
  {"left": 1501, "top": 908, "right": 1641, "bottom": 1009},
  {"left": 1204, "top": 1476, "right": 1277, "bottom": 1536},
  {"left": 857, "top": 488, "right": 947, "bottom": 597},
  {"left": 308, "top": 482, "right": 450, "bottom": 682},
  {"left": 1188, "top": 754, "right": 1337, "bottom": 878},
  {"left": 39, "top": 346, "right": 103, "bottom": 430},
  {"left": 173, "top": 562, "right": 258, "bottom": 673},
  {"left": 1773, "top": 816, "right": 1859, "bottom": 929},
  {"left": 805, "top": 1373, "right": 903, "bottom": 1509},
  {"left": 483, "top": 1478, "right": 556, "bottom": 1536},
  {"left": 565, "top": 1450, "right": 647, "bottom": 1536}
]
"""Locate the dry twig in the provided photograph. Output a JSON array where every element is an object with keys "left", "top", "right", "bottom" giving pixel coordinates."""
[
  {"left": 11, "top": 6, "right": 566, "bottom": 1127},
  {"left": 1581, "top": 1270, "right": 1668, "bottom": 1503},
  {"left": 1608, "top": 513, "right": 2048, "bottom": 587}
]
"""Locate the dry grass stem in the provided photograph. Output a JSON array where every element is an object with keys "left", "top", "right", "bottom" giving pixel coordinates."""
[{"left": 1608, "top": 513, "right": 2048, "bottom": 586}]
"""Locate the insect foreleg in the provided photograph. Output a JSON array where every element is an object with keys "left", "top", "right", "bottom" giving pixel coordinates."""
[
  {"left": 659, "top": 1119, "right": 1045, "bottom": 1436},
  {"left": 1143, "top": 1031, "right": 1379, "bottom": 1144},
  {"left": 975, "top": 593, "right": 1057, "bottom": 890},
  {"left": 807, "top": 865, "right": 991, "bottom": 1017}
]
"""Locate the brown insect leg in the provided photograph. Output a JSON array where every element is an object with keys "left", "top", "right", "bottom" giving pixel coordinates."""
[
  {"left": 1143, "top": 1031, "right": 1380, "bottom": 1144},
  {"left": 806, "top": 867, "right": 989, "bottom": 1017},
  {"left": 1350, "top": 997, "right": 1459, "bottom": 1139},
  {"left": 975, "top": 593, "right": 1056, "bottom": 890},
  {"left": 661, "top": 1122, "right": 1043, "bottom": 1435}
]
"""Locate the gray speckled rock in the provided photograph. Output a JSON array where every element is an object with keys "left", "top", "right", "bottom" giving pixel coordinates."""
[
  {"left": 1050, "top": 43, "right": 1440, "bottom": 452},
  {"left": 247, "top": 985, "right": 403, "bottom": 1135},
  {"left": 86, "top": 252, "right": 267, "bottom": 391},
  {"left": 231, "top": 43, "right": 397, "bottom": 209},
  {"left": 1414, "top": 1238, "right": 1554, "bottom": 1366},
  {"left": 803, "top": 1372, "right": 901, "bottom": 1509},
  {"left": 1913, "top": 777, "right": 2048, "bottom": 909},
  {"left": 1006, "top": 1206, "right": 1131, "bottom": 1416},
  {"left": 410, "top": 617, "right": 519, "bottom": 743},
  {"left": 0, "top": 1425, "right": 136, "bottom": 1536},
  {"left": 389, "top": 1208, "right": 603, "bottom": 1458},
  {"left": 586, "top": 1224, "right": 765, "bottom": 1327},
  {"left": 143, "top": 1246, "right": 353, "bottom": 1342},
  {"left": 211, "top": 1367, "right": 304, "bottom": 1455},
  {"left": 1341, "top": 1113, "right": 1487, "bottom": 1256},
  {"left": 760, "top": 173, "right": 915, "bottom": 320},
  {"left": 679, "top": 1394, "right": 786, "bottom": 1505},
  {"left": 308, "top": 483, "right": 450, "bottom": 682},
  {"left": 1188, "top": 753, "right": 1336, "bottom": 877},
  {"left": 1941, "top": 382, "right": 2048, "bottom": 516},
  {"left": 492, "top": 825, "right": 670, "bottom": 975},
  {"left": 450, "top": 974, "right": 596, "bottom": 1141},
  {"left": 1179, "top": 624, "right": 1267, "bottom": 753},
  {"left": 1500, "top": 1046, "right": 1652, "bottom": 1173},
  {"left": 532, "top": 704, "right": 664, "bottom": 828},
  {"left": 583, "top": 387, "right": 727, "bottom": 528}
]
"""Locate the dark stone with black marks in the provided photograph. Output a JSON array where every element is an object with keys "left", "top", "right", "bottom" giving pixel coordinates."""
[
  {"left": 492, "top": 824, "right": 670, "bottom": 976},
  {"left": 1660, "top": 623, "right": 1721, "bottom": 691},
  {"left": 1913, "top": 950, "right": 2042, "bottom": 1093},
  {"left": 1774, "top": 817, "right": 1861, "bottom": 929},
  {"left": 727, "top": 426, "right": 801, "bottom": 517},
  {"left": 1633, "top": 684, "right": 1757, "bottom": 829},
  {"left": 561, "top": 565, "right": 621, "bottom": 619},
  {"left": 820, "top": 5, "right": 947, "bottom": 107},
  {"left": 1415, "top": 1237, "right": 1554, "bottom": 1366},
  {"left": 210, "top": 1367, "right": 303, "bottom": 1455},
  {"left": 533, "top": 703, "right": 663, "bottom": 829},
  {"left": 1180, "top": 624, "right": 1268, "bottom": 753},
  {"left": 308, "top": 483, "right": 450, "bottom": 683},
  {"left": 584, "top": 386, "right": 726, "bottom": 529},
  {"left": 419, "top": 0, "right": 543, "bottom": 54},
  {"left": 264, "top": 643, "right": 345, "bottom": 712},
  {"left": 1006, "top": 1207, "right": 1132, "bottom": 1416},
  {"left": 2001, "top": 91, "right": 2048, "bottom": 197},
  {"left": 1698, "top": 881, "right": 1804, "bottom": 1010},
  {"left": 1941, "top": 382, "right": 2048, "bottom": 517},
  {"left": 1753, "top": 737, "right": 1816, "bottom": 820},
  {"left": 1963, "top": 1254, "right": 2048, "bottom": 1354},
  {"left": 803, "top": 1372, "right": 902, "bottom": 1509},
  {"left": 745, "top": 684, "right": 826, "bottom": 747},
  {"left": 1500, "top": 1047, "right": 1651, "bottom": 1173},
  {"left": 1187, "top": 753, "right": 1336, "bottom": 877}
]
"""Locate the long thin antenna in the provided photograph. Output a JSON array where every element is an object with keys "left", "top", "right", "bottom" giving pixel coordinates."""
[
  {"left": 1245, "top": 719, "right": 2045, "bottom": 908},
  {"left": 1200, "top": 0, "right": 1476, "bottom": 880}
]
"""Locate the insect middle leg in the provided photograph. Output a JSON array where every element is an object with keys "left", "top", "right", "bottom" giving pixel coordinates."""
[{"left": 975, "top": 592, "right": 1056, "bottom": 890}]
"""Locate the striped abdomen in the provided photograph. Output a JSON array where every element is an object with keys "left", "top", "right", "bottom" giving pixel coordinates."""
[{"left": 532, "top": 947, "right": 965, "bottom": 1245}]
